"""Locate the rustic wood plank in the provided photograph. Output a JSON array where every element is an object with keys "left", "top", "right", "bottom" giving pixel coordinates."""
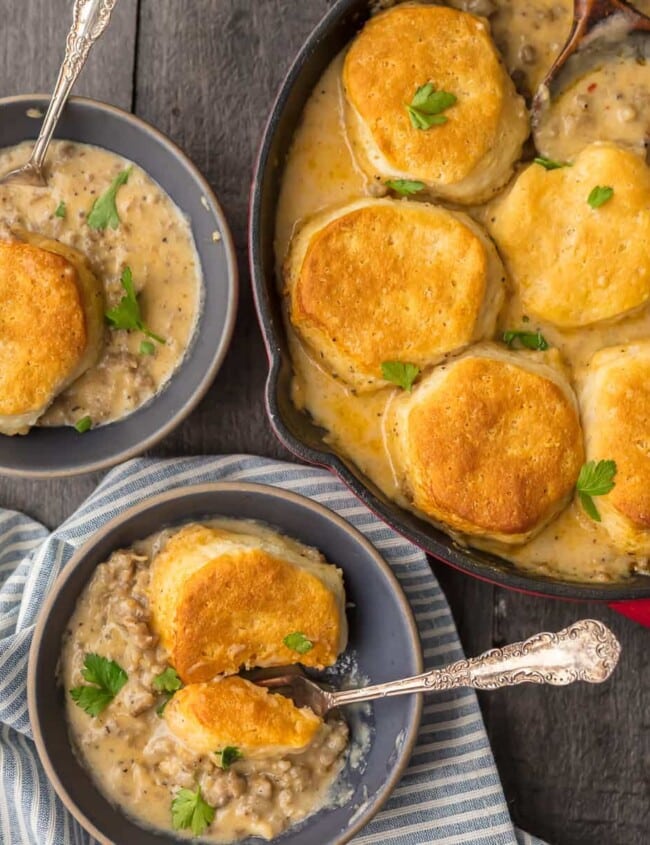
[
  {"left": 484, "top": 593, "right": 649, "bottom": 845},
  {"left": 134, "top": 0, "right": 331, "bottom": 461},
  {"left": 0, "top": 0, "right": 138, "bottom": 110}
]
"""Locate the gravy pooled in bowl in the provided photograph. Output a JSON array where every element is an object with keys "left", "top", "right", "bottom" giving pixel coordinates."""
[
  {"left": 0, "top": 139, "right": 201, "bottom": 430},
  {"left": 60, "top": 519, "right": 354, "bottom": 842}
]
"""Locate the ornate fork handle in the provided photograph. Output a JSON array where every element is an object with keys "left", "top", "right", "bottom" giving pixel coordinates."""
[
  {"left": 330, "top": 620, "right": 621, "bottom": 708},
  {"left": 27, "top": 0, "right": 119, "bottom": 176}
]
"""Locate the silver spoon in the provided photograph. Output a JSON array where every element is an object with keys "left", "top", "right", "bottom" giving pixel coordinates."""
[
  {"left": 0, "top": 0, "right": 119, "bottom": 187},
  {"left": 256, "top": 620, "right": 620, "bottom": 717}
]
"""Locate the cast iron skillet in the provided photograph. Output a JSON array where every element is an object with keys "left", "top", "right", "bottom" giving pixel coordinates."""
[{"left": 249, "top": 0, "right": 650, "bottom": 603}]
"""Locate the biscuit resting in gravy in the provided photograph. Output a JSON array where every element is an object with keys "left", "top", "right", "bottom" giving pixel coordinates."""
[
  {"left": 580, "top": 343, "right": 650, "bottom": 554},
  {"left": 0, "top": 233, "right": 104, "bottom": 435},
  {"left": 165, "top": 676, "right": 323, "bottom": 757},
  {"left": 149, "top": 524, "right": 347, "bottom": 683},
  {"left": 387, "top": 346, "right": 585, "bottom": 544},
  {"left": 285, "top": 198, "right": 505, "bottom": 391},
  {"left": 342, "top": 3, "right": 528, "bottom": 204},
  {"left": 488, "top": 142, "right": 650, "bottom": 328}
]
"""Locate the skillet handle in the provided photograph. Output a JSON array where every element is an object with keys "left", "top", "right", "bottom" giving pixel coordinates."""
[{"left": 609, "top": 600, "right": 650, "bottom": 627}]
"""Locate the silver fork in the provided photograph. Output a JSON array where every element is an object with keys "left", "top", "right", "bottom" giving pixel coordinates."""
[
  {"left": 255, "top": 620, "right": 620, "bottom": 717},
  {"left": 0, "top": 0, "right": 118, "bottom": 187}
]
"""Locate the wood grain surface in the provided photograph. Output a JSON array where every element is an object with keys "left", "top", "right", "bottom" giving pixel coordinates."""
[{"left": 0, "top": 2, "right": 647, "bottom": 844}]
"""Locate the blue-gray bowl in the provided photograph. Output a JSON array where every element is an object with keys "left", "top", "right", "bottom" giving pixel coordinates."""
[
  {"left": 0, "top": 94, "right": 238, "bottom": 478},
  {"left": 28, "top": 482, "right": 423, "bottom": 845}
]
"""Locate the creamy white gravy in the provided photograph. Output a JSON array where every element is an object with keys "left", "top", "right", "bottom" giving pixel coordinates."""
[
  {"left": 275, "top": 9, "right": 650, "bottom": 583},
  {"left": 61, "top": 519, "right": 362, "bottom": 842},
  {"left": 0, "top": 140, "right": 202, "bottom": 427}
]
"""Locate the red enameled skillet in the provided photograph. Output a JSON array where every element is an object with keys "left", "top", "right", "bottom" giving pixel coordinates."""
[{"left": 248, "top": 0, "right": 650, "bottom": 621}]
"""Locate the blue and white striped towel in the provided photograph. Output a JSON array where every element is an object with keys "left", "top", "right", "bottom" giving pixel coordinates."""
[{"left": 0, "top": 456, "right": 547, "bottom": 845}]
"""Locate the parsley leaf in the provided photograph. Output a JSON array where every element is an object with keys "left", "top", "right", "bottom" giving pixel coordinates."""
[
  {"left": 87, "top": 167, "right": 132, "bottom": 230},
  {"left": 381, "top": 361, "right": 420, "bottom": 391},
  {"left": 534, "top": 156, "right": 571, "bottom": 171},
  {"left": 406, "top": 83, "right": 456, "bottom": 130},
  {"left": 153, "top": 666, "right": 183, "bottom": 693},
  {"left": 576, "top": 460, "right": 617, "bottom": 522},
  {"left": 54, "top": 201, "right": 66, "bottom": 218},
  {"left": 74, "top": 416, "right": 92, "bottom": 433},
  {"left": 588, "top": 185, "right": 614, "bottom": 209},
  {"left": 215, "top": 746, "right": 243, "bottom": 769},
  {"left": 153, "top": 666, "right": 183, "bottom": 716},
  {"left": 283, "top": 631, "right": 314, "bottom": 654},
  {"left": 105, "top": 267, "right": 165, "bottom": 343},
  {"left": 385, "top": 179, "right": 425, "bottom": 196},
  {"left": 140, "top": 340, "right": 155, "bottom": 356},
  {"left": 171, "top": 786, "right": 215, "bottom": 836},
  {"left": 502, "top": 330, "right": 549, "bottom": 351},
  {"left": 69, "top": 653, "right": 127, "bottom": 717}
]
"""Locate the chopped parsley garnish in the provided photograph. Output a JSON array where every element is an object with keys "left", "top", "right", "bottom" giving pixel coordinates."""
[
  {"left": 54, "top": 200, "right": 66, "bottom": 218},
  {"left": 153, "top": 666, "right": 183, "bottom": 716},
  {"left": 171, "top": 785, "right": 215, "bottom": 836},
  {"left": 588, "top": 185, "right": 614, "bottom": 209},
  {"left": 576, "top": 460, "right": 617, "bottom": 522},
  {"left": 74, "top": 416, "right": 92, "bottom": 433},
  {"left": 381, "top": 361, "right": 420, "bottom": 391},
  {"left": 502, "top": 330, "right": 549, "bottom": 351},
  {"left": 385, "top": 179, "right": 425, "bottom": 196},
  {"left": 69, "top": 653, "right": 127, "bottom": 716},
  {"left": 534, "top": 156, "right": 571, "bottom": 171},
  {"left": 140, "top": 340, "right": 155, "bottom": 356},
  {"left": 406, "top": 83, "right": 456, "bottom": 130},
  {"left": 105, "top": 267, "right": 165, "bottom": 344},
  {"left": 87, "top": 166, "right": 132, "bottom": 230},
  {"left": 283, "top": 631, "right": 314, "bottom": 655},
  {"left": 215, "top": 746, "right": 243, "bottom": 770}
]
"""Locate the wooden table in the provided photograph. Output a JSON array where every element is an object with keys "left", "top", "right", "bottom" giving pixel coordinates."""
[{"left": 0, "top": 3, "right": 647, "bottom": 843}]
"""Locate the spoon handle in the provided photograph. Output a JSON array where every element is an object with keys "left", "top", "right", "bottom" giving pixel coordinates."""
[
  {"left": 28, "top": 0, "right": 119, "bottom": 172},
  {"left": 330, "top": 620, "right": 620, "bottom": 707}
]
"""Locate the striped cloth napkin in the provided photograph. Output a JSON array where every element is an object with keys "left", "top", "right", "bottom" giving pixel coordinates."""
[{"left": 0, "top": 456, "right": 547, "bottom": 845}]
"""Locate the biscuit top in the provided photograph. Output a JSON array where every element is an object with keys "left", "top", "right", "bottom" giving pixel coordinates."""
[
  {"left": 149, "top": 523, "right": 346, "bottom": 683},
  {"left": 343, "top": 4, "right": 508, "bottom": 185},
  {"left": 164, "top": 677, "right": 322, "bottom": 757},
  {"left": 394, "top": 351, "right": 584, "bottom": 538},
  {"left": 0, "top": 241, "right": 86, "bottom": 416},
  {"left": 585, "top": 345, "right": 650, "bottom": 531},
  {"left": 488, "top": 142, "right": 650, "bottom": 327},
  {"left": 287, "top": 200, "right": 499, "bottom": 389}
]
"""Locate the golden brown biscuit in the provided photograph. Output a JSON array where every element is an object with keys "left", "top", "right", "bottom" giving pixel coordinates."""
[
  {"left": 487, "top": 142, "right": 650, "bottom": 328},
  {"left": 342, "top": 3, "right": 528, "bottom": 204},
  {"left": 285, "top": 198, "right": 505, "bottom": 391},
  {"left": 580, "top": 343, "right": 650, "bottom": 553},
  {"left": 0, "top": 234, "right": 104, "bottom": 435},
  {"left": 386, "top": 346, "right": 584, "bottom": 544},
  {"left": 164, "top": 677, "right": 322, "bottom": 758},
  {"left": 149, "top": 523, "right": 347, "bottom": 683}
]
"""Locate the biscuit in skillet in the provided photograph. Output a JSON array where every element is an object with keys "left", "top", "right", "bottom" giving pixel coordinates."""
[
  {"left": 285, "top": 198, "right": 505, "bottom": 392},
  {"left": 487, "top": 142, "right": 650, "bottom": 328},
  {"left": 342, "top": 3, "right": 528, "bottom": 204},
  {"left": 580, "top": 342, "right": 650, "bottom": 554},
  {"left": 386, "top": 345, "right": 585, "bottom": 544}
]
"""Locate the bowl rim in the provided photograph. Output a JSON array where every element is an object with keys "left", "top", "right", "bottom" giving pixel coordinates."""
[
  {"left": 27, "top": 480, "right": 424, "bottom": 845},
  {"left": 247, "top": 0, "right": 650, "bottom": 602},
  {"left": 0, "top": 93, "right": 239, "bottom": 479}
]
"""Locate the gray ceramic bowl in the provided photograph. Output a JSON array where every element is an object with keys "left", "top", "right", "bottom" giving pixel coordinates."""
[
  {"left": 28, "top": 482, "right": 423, "bottom": 845},
  {"left": 0, "top": 94, "right": 238, "bottom": 478}
]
